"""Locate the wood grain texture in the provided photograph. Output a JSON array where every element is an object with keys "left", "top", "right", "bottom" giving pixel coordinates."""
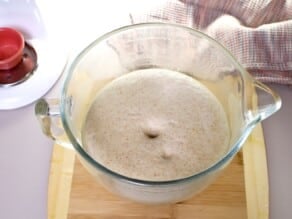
[
  {"left": 48, "top": 145, "right": 76, "bottom": 219},
  {"left": 243, "top": 124, "right": 269, "bottom": 219},
  {"left": 67, "top": 151, "right": 246, "bottom": 219},
  {"left": 48, "top": 125, "right": 268, "bottom": 219}
]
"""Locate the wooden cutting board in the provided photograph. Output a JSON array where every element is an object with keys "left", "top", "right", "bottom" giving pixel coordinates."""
[{"left": 48, "top": 124, "right": 269, "bottom": 219}]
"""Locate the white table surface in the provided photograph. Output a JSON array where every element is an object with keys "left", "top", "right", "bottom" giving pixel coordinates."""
[{"left": 0, "top": 1, "right": 291, "bottom": 219}]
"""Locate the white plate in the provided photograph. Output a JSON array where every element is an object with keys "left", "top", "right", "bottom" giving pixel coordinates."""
[{"left": 0, "top": 39, "right": 67, "bottom": 110}]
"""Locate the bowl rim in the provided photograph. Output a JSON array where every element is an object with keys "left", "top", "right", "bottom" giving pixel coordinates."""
[{"left": 60, "top": 22, "right": 256, "bottom": 186}]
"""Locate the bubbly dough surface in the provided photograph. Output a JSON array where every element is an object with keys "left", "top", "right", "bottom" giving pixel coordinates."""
[{"left": 82, "top": 68, "right": 230, "bottom": 181}]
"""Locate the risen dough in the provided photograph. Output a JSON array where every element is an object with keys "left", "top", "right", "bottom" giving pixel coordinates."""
[{"left": 82, "top": 68, "right": 230, "bottom": 181}]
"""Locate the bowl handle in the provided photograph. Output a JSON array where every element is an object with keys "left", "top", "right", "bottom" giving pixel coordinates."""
[
  {"left": 35, "top": 98, "right": 74, "bottom": 149},
  {"left": 251, "top": 81, "right": 282, "bottom": 122}
]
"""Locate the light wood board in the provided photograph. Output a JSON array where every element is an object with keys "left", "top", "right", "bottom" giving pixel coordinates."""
[{"left": 48, "top": 124, "right": 268, "bottom": 219}]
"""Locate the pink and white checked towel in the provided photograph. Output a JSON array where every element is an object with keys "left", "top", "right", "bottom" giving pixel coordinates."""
[{"left": 129, "top": 0, "right": 292, "bottom": 85}]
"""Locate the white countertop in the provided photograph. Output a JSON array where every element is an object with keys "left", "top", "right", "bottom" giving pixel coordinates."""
[
  {"left": 0, "top": 1, "right": 291, "bottom": 218},
  {"left": 262, "top": 84, "right": 292, "bottom": 219}
]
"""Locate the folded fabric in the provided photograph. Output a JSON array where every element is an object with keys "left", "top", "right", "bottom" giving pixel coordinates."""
[{"left": 129, "top": 0, "right": 292, "bottom": 85}]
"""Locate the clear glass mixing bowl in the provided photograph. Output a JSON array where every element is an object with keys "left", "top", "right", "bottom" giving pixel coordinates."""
[{"left": 35, "top": 23, "right": 281, "bottom": 204}]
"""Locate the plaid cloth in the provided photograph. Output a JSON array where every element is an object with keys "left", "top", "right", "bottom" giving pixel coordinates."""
[{"left": 129, "top": 0, "right": 292, "bottom": 85}]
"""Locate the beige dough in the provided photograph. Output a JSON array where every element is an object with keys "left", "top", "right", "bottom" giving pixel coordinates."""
[{"left": 82, "top": 68, "right": 230, "bottom": 181}]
